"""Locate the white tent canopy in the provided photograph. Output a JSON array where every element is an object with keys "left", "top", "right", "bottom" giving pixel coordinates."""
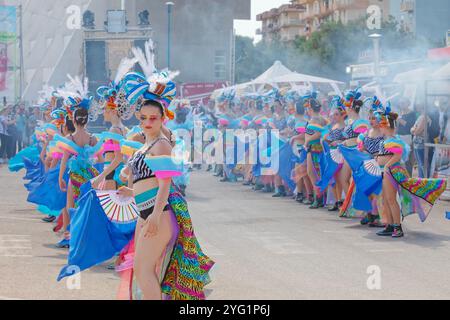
[
  {"left": 271, "top": 72, "right": 344, "bottom": 85},
  {"left": 393, "top": 68, "right": 433, "bottom": 83},
  {"left": 251, "top": 60, "right": 294, "bottom": 84},
  {"left": 432, "top": 62, "right": 450, "bottom": 79},
  {"left": 211, "top": 60, "right": 345, "bottom": 99}
]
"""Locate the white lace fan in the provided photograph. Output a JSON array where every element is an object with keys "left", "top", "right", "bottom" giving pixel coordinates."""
[{"left": 96, "top": 191, "right": 139, "bottom": 224}]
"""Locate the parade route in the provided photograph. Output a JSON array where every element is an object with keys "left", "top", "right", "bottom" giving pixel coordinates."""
[{"left": 1, "top": 166, "right": 450, "bottom": 300}]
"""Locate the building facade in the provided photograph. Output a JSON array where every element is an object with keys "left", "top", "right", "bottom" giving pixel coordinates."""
[
  {"left": 399, "top": 0, "right": 450, "bottom": 45},
  {"left": 256, "top": 3, "right": 306, "bottom": 42},
  {"left": 1, "top": 0, "right": 250, "bottom": 103},
  {"left": 257, "top": 0, "right": 392, "bottom": 42}
]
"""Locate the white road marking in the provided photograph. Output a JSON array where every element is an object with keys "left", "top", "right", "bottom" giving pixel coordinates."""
[
  {"left": 0, "top": 216, "right": 41, "bottom": 222},
  {"left": 0, "top": 235, "right": 32, "bottom": 257},
  {"left": 367, "top": 249, "right": 405, "bottom": 253},
  {"left": 0, "top": 255, "right": 33, "bottom": 258}
]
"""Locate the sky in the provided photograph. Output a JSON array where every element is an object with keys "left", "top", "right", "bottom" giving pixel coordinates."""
[{"left": 234, "top": 0, "right": 289, "bottom": 41}]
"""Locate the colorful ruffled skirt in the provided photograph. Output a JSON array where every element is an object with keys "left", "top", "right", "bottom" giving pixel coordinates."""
[
  {"left": 387, "top": 164, "right": 447, "bottom": 222},
  {"left": 308, "top": 140, "right": 323, "bottom": 180},
  {"left": 117, "top": 191, "right": 214, "bottom": 300}
]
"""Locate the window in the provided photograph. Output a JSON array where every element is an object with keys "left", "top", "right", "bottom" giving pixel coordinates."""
[{"left": 214, "top": 50, "right": 227, "bottom": 80}]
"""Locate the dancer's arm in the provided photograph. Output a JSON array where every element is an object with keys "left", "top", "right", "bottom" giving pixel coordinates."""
[{"left": 58, "top": 151, "right": 69, "bottom": 192}]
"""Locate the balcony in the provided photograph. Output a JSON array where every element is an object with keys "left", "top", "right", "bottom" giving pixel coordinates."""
[
  {"left": 400, "top": 0, "right": 415, "bottom": 12},
  {"left": 280, "top": 18, "right": 305, "bottom": 28}
]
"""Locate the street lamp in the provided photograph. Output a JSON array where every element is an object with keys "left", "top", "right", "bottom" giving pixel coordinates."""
[
  {"left": 166, "top": 2, "right": 175, "bottom": 69},
  {"left": 369, "top": 33, "right": 382, "bottom": 82}
]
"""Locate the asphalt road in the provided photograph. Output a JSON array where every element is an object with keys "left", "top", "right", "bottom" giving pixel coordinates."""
[{"left": 0, "top": 165, "right": 449, "bottom": 300}]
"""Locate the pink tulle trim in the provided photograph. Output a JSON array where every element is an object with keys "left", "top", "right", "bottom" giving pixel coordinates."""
[
  {"left": 155, "top": 171, "right": 183, "bottom": 179},
  {"left": 51, "top": 152, "right": 63, "bottom": 159}
]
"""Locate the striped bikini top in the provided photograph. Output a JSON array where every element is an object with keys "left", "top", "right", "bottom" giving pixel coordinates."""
[
  {"left": 364, "top": 136, "right": 384, "bottom": 155},
  {"left": 328, "top": 128, "right": 345, "bottom": 142},
  {"left": 128, "top": 138, "right": 169, "bottom": 184},
  {"left": 378, "top": 142, "right": 394, "bottom": 156},
  {"left": 343, "top": 124, "right": 359, "bottom": 140}
]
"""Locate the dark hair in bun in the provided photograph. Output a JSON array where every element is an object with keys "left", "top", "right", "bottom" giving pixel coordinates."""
[
  {"left": 352, "top": 100, "right": 363, "bottom": 114},
  {"left": 388, "top": 112, "right": 399, "bottom": 129},
  {"left": 310, "top": 99, "right": 321, "bottom": 113},
  {"left": 74, "top": 108, "right": 89, "bottom": 126},
  {"left": 295, "top": 100, "right": 305, "bottom": 115},
  {"left": 65, "top": 116, "right": 75, "bottom": 133}
]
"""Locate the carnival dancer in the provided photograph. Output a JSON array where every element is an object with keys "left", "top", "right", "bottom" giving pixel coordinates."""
[
  {"left": 28, "top": 109, "right": 74, "bottom": 223},
  {"left": 316, "top": 97, "right": 347, "bottom": 211},
  {"left": 304, "top": 92, "right": 328, "bottom": 209},
  {"left": 115, "top": 50, "right": 214, "bottom": 300},
  {"left": 375, "top": 105, "right": 447, "bottom": 238},
  {"left": 337, "top": 89, "right": 369, "bottom": 218},
  {"left": 91, "top": 57, "right": 137, "bottom": 191},
  {"left": 356, "top": 98, "right": 386, "bottom": 227},
  {"left": 56, "top": 75, "right": 103, "bottom": 248},
  {"left": 290, "top": 99, "right": 313, "bottom": 204}
]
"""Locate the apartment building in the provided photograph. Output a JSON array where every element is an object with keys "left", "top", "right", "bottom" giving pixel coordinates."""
[{"left": 257, "top": 0, "right": 392, "bottom": 42}]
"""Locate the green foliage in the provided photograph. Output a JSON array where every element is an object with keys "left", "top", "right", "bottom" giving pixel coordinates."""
[{"left": 235, "top": 17, "right": 436, "bottom": 83}]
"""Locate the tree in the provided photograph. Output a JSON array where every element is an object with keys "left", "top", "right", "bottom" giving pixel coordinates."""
[{"left": 234, "top": 17, "right": 437, "bottom": 84}]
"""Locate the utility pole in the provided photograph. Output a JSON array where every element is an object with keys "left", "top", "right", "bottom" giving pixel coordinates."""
[
  {"left": 166, "top": 2, "right": 174, "bottom": 69},
  {"left": 18, "top": 4, "right": 24, "bottom": 103}
]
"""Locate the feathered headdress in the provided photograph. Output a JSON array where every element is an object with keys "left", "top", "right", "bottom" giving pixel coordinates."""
[
  {"left": 96, "top": 56, "right": 137, "bottom": 119},
  {"left": 123, "top": 40, "right": 179, "bottom": 120},
  {"left": 371, "top": 96, "right": 393, "bottom": 127},
  {"left": 59, "top": 75, "right": 93, "bottom": 111},
  {"left": 50, "top": 107, "right": 67, "bottom": 129},
  {"left": 302, "top": 90, "right": 319, "bottom": 109},
  {"left": 342, "top": 87, "right": 362, "bottom": 109}
]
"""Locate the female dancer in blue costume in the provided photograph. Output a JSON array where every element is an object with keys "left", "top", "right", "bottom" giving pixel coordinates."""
[
  {"left": 356, "top": 100, "right": 385, "bottom": 228},
  {"left": 30, "top": 112, "right": 75, "bottom": 224},
  {"left": 337, "top": 89, "right": 369, "bottom": 218},
  {"left": 290, "top": 100, "right": 314, "bottom": 204},
  {"left": 272, "top": 99, "right": 292, "bottom": 198},
  {"left": 374, "top": 108, "right": 447, "bottom": 238},
  {"left": 319, "top": 101, "right": 347, "bottom": 211},
  {"left": 304, "top": 94, "right": 328, "bottom": 209},
  {"left": 57, "top": 77, "right": 103, "bottom": 247}
]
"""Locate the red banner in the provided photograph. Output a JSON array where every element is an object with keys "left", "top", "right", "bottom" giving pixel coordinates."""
[
  {"left": 0, "top": 43, "right": 7, "bottom": 91},
  {"left": 180, "top": 82, "right": 229, "bottom": 104}
]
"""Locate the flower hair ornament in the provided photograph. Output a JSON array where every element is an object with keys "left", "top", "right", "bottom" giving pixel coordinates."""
[
  {"left": 96, "top": 56, "right": 137, "bottom": 120},
  {"left": 123, "top": 40, "right": 179, "bottom": 120}
]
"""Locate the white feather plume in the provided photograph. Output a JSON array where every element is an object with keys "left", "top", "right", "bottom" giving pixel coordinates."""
[
  {"left": 65, "top": 74, "right": 90, "bottom": 99},
  {"left": 131, "top": 40, "right": 156, "bottom": 78},
  {"left": 114, "top": 57, "right": 138, "bottom": 85}
]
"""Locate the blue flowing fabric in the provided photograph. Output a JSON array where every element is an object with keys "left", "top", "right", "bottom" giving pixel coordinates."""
[
  {"left": 339, "top": 145, "right": 382, "bottom": 212},
  {"left": 277, "top": 142, "right": 296, "bottom": 191},
  {"left": 27, "top": 164, "right": 69, "bottom": 212},
  {"left": 23, "top": 157, "right": 44, "bottom": 181},
  {"left": 57, "top": 182, "right": 136, "bottom": 281},
  {"left": 8, "top": 145, "right": 40, "bottom": 172},
  {"left": 24, "top": 158, "right": 45, "bottom": 192},
  {"left": 316, "top": 142, "right": 340, "bottom": 192}
]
